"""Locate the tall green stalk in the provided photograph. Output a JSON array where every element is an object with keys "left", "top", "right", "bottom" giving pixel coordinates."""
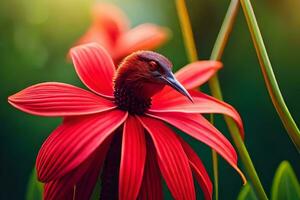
[
  {"left": 176, "top": 0, "right": 198, "bottom": 62},
  {"left": 239, "top": 0, "right": 300, "bottom": 151},
  {"left": 175, "top": 0, "right": 268, "bottom": 199},
  {"left": 209, "top": 0, "right": 268, "bottom": 199},
  {"left": 176, "top": 0, "right": 220, "bottom": 199},
  {"left": 210, "top": 114, "right": 219, "bottom": 200},
  {"left": 209, "top": 1, "right": 240, "bottom": 198}
]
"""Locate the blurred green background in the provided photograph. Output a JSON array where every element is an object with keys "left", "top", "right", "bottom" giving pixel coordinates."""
[{"left": 0, "top": 0, "right": 299, "bottom": 199}]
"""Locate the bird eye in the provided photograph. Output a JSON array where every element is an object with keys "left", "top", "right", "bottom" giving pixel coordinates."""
[
  {"left": 149, "top": 61, "right": 158, "bottom": 71},
  {"left": 149, "top": 60, "right": 165, "bottom": 75}
]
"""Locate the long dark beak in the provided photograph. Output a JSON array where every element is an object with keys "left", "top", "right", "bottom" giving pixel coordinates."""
[{"left": 161, "top": 72, "right": 193, "bottom": 102}]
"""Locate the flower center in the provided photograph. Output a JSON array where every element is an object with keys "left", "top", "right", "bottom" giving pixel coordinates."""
[{"left": 113, "top": 85, "right": 151, "bottom": 115}]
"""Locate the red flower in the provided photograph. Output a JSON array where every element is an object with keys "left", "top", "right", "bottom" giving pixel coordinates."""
[
  {"left": 74, "top": 3, "right": 169, "bottom": 63},
  {"left": 9, "top": 43, "right": 245, "bottom": 200}
]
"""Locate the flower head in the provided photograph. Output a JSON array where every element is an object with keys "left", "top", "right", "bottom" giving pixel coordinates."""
[
  {"left": 74, "top": 3, "right": 170, "bottom": 63},
  {"left": 9, "top": 43, "right": 245, "bottom": 200}
]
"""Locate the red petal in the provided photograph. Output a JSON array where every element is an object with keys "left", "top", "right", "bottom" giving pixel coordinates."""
[
  {"left": 179, "top": 138, "right": 213, "bottom": 200},
  {"left": 8, "top": 82, "right": 115, "bottom": 117},
  {"left": 74, "top": 26, "right": 112, "bottom": 55},
  {"left": 44, "top": 138, "right": 111, "bottom": 200},
  {"left": 44, "top": 155, "right": 95, "bottom": 200},
  {"left": 119, "top": 116, "right": 146, "bottom": 200},
  {"left": 92, "top": 2, "right": 129, "bottom": 43},
  {"left": 114, "top": 24, "right": 169, "bottom": 60},
  {"left": 36, "top": 110, "right": 127, "bottom": 182},
  {"left": 147, "top": 112, "right": 246, "bottom": 183},
  {"left": 138, "top": 139, "right": 163, "bottom": 200},
  {"left": 138, "top": 116, "right": 196, "bottom": 200},
  {"left": 72, "top": 3, "right": 130, "bottom": 57},
  {"left": 151, "top": 90, "right": 244, "bottom": 138},
  {"left": 175, "top": 61, "right": 222, "bottom": 89},
  {"left": 70, "top": 43, "right": 116, "bottom": 98},
  {"left": 154, "top": 61, "right": 222, "bottom": 99},
  {"left": 74, "top": 137, "right": 112, "bottom": 199},
  {"left": 44, "top": 183, "right": 73, "bottom": 200}
]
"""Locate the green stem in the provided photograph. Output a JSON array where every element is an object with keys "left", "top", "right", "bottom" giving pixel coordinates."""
[
  {"left": 176, "top": 0, "right": 219, "bottom": 198},
  {"left": 211, "top": 113, "right": 219, "bottom": 200},
  {"left": 176, "top": 0, "right": 269, "bottom": 199},
  {"left": 176, "top": 0, "right": 198, "bottom": 61},
  {"left": 211, "top": 150, "right": 219, "bottom": 200},
  {"left": 210, "top": 0, "right": 239, "bottom": 61},
  {"left": 210, "top": 0, "right": 268, "bottom": 199},
  {"left": 239, "top": 0, "right": 300, "bottom": 151}
]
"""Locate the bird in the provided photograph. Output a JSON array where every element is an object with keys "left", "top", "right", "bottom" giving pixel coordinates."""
[{"left": 113, "top": 50, "right": 193, "bottom": 115}]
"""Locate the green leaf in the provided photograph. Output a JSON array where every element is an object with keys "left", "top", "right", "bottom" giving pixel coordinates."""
[
  {"left": 90, "top": 178, "right": 101, "bottom": 200},
  {"left": 271, "top": 161, "right": 300, "bottom": 200},
  {"left": 26, "top": 168, "right": 43, "bottom": 200},
  {"left": 237, "top": 184, "right": 258, "bottom": 200}
]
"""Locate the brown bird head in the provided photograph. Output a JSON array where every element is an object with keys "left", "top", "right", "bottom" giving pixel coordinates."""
[
  {"left": 114, "top": 51, "right": 192, "bottom": 99},
  {"left": 113, "top": 51, "right": 192, "bottom": 114}
]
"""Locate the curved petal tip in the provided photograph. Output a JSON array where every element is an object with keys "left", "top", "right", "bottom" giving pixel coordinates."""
[{"left": 235, "top": 166, "right": 247, "bottom": 185}]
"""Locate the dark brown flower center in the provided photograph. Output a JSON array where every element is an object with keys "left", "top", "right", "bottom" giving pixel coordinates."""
[{"left": 113, "top": 85, "right": 151, "bottom": 115}]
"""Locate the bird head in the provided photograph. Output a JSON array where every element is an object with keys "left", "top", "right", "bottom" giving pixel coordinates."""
[{"left": 114, "top": 51, "right": 193, "bottom": 101}]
